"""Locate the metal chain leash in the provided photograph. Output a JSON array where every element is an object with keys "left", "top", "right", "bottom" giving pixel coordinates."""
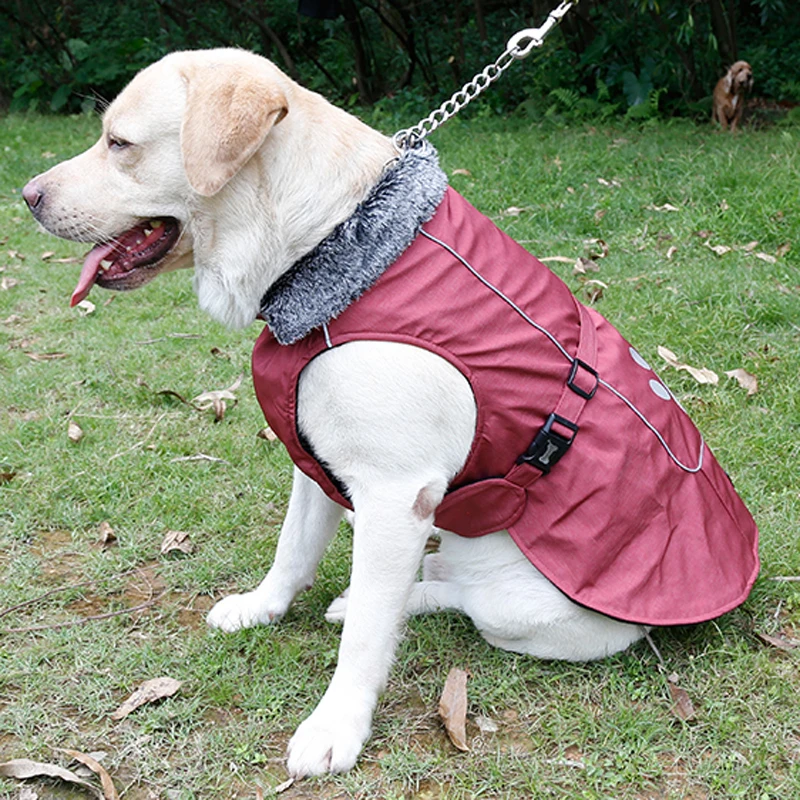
[{"left": 393, "top": 0, "right": 580, "bottom": 151}]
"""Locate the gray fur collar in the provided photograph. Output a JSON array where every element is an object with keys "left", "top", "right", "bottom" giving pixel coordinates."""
[{"left": 259, "top": 147, "right": 448, "bottom": 345}]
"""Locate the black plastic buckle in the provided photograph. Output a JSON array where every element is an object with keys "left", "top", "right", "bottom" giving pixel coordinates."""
[
  {"left": 567, "top": 358, "right": 598, "bottom": 400},
  {"left": 517, "top": 413, "right": 579, "bottom": 473}
]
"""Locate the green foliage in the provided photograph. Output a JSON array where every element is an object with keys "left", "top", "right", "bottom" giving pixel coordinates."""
[{"left": 0, "top": 1, "right": 798, "bottom": 119}]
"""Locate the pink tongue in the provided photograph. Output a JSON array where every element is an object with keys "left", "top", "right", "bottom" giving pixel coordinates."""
[{"left": 70, "top": 242, "right": 118, "bottom": 307}]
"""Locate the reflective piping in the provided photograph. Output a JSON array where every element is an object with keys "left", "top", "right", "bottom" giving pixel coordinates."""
[
  {"left": 322, "top": 322, "right": 333, "bottom": 349},
  {"left": 419, "top": 228, "right": 704, "bottom": 474}
]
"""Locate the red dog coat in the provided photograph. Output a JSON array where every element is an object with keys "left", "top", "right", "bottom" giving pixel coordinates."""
[{"left": 252, "top": 184, "right": 759, "bottom": 626}]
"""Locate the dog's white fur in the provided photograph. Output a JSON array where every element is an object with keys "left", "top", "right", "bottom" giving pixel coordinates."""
[{"left": 27, "top": 49, "right": 646, "bottom": 777}]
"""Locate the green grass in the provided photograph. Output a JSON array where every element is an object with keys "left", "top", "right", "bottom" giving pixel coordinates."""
[{"left": 1, "top": 108, "right": 799, "bottom": 800}]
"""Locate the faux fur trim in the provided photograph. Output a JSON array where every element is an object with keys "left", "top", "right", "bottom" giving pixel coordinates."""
[{"left": 259, "top": 147, "right": 448, "bottom": 345}]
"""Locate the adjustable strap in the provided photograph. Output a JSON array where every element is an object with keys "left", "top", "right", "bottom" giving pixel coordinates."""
[{"left": 509, "top": 300, "right": 598, "bottom": 485}]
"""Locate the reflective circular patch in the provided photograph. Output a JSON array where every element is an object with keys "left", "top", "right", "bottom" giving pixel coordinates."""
[
  {"left": 649, "top": 379, "right": 671, "bottom": 401},
  {"left": 629, "top": 346, "right": 651, "bottom": 370}
]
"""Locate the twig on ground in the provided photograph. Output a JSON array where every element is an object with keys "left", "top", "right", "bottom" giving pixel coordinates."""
[{"left": 1, "top": 591, "right": 168, "bottom": 634}]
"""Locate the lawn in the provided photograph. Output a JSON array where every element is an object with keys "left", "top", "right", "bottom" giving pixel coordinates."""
[{"left": 1, "top": 106, "right": 799, "bottom": 800}]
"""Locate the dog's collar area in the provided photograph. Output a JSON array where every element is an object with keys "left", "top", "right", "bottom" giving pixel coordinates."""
[{"left": 258, "top": 147, "right": 448, "bottom": 345}]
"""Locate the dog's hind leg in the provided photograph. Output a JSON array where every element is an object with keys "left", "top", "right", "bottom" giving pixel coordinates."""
[{"left": 207, "top": 467, "right": 344, "bottom": 632}]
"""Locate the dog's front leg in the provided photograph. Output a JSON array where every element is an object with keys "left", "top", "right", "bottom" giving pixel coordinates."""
[
  {"left": 207, "top": 467, "right": 344, "bottom": 632},
  {"left": 286, "top": 482, "right": 435, "bottom": 776}
]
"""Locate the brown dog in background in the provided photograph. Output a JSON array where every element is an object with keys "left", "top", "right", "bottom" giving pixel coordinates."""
[{"left": 712, "top": 61, "right": 753, "bottom": 131}]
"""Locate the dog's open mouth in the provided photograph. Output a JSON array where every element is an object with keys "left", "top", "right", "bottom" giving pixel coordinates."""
[{"left": 71, "top": 217, "right": 181, "bottom": 306}]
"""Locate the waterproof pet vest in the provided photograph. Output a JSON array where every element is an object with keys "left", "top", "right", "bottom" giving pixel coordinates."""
[{"left": 252, "top": 154, "right": 758, "bottom": 627}]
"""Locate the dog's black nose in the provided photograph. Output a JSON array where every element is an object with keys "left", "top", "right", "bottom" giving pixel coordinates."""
[{"left": 22, "top": 180, "right": 44, "bottom": 211}]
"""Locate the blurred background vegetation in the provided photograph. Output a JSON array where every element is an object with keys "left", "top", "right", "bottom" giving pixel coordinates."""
[{"left": 0, "top": 0, "right": 797, "bottom": 121}]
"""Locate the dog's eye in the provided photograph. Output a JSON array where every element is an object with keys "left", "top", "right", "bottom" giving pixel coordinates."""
[{"left": 107, "top": 135, "right": 132, "bottom": 151}]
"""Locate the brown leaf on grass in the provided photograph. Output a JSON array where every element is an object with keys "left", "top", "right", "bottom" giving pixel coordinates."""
[
  {"left": 584, "top": 238, "right": 609, "bottom": 259},
  {"left": 705, "top": 243, "right": 732, "bottom": 256},
  {"left": 98, "top": 521, "right": 117, "bottom": 548},
  {"left": 24, "top": 351, "right": 68, "bottom": 361},
  {"left": 725, "top": 368, "right": 758, "bottom": 396},
  {"left": 539, "top": 256, "right": 575, "bottom": 264},
  {"left": 451, "top": 168, "right": 472, "bottom": 177},
  {"left": 273, "top": 777, "right": 295, "bottom": 794},
  {"left": 573, "top": 257, "right": 601, "bottom": 276},
  {"left": 41, "top": 250, "right": 56, "bottom": 260},
  {"left": 160, "top": 530, "right": 193, "bottom": 556},
  {"left": 582, "top": 279, "right": 607, "bottom": 303},
  {"left": 776, "top": 242, "right": 791, "bottom": 258},
  {"left": 59, "top": 750, "right": 120, "bottom": 800},
  {"left": 1, "top": 277, "right": 20, "bottom": 290},
  {"left": 75, "top": 300, "right": 96, "bottom": 316},
  {"left": 111, "top": 676, "right": 182, "bottom": 720},
  {"left": 192, "top": 373, "right": 244, "bottom": 422},
  {"left": 67, "top": 421, "right": 84, "bottom": 443},
  {"left": 666, "top": 245, "right": 678, "bottom": 260},
  {"left": 658, "top": 346, "right": 719, "bottom": 385},
  {"left": 257, "top": 426, "right": 278, "bottom": 441},
  {"left": 668, "top": 681, "right": 696, "bottom": 721},
  {"left": 0, "top": 470, "right": 16, "bottom": 485},
  {"left": 755, "top": 631, "right": 798, "bottom": 651},
  {"left": 438, "top": 667, "right": 470, "bottom": 752},
  {"left": 754, "top": 252, "right": 777, "bottom": 264},
  {"left": 0, "top": 758, "right": 104, "bottom": 799}
]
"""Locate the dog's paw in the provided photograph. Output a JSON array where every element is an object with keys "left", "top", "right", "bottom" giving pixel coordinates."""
[
  {"left": 206, "top": 591, "right": 284, "bottom": 632},
  {"left": 324, "top": 588, "right": 349, "bottom": 624},
  {"left": 286, "top": 702, "right": 371, "bottom": 777}
]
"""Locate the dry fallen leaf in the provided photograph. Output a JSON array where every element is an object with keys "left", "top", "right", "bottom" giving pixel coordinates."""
[
  {"left": 98, "top": 521, "right": 117, "bottom": 548},
  {"left": 725, "top": 368, "right": 758, "bottom": 396},
  {"left": 754, "top": 252, "right": 777, "bottom": 264},
  {"left": 438, "top": 667, "right": 470, "bottom": 752},
  {"left": 274, "top": 777, "right": 295, "bottom": 793},
  {"left": 111, "top": 676, "right": 182, "bottom": 720},
  {"left": 658, "top": 346, "right": 719, "bottom": 385},
  {"left": 582, "top": 279, "right": 608, "bottom": 303},
  {"left": 705, "top": 243, "right": 732, "bottom": 256},
  {"left": 451, "top": 168, "right": 472, "bottom": 177},
  {"left": 755, "top": 631, "right": 798, "bottom": 651},
  {"left": 584, "top": 238, "right": 609, "bottom": 259},
  {"left": 776, "top": 242, "right": 791, "bottom": 258},
  {"left": 76, "top": 299, "right": 96, "bottom": 316},
  {"left": 573, "top": 257, "right": 601, "bottom": 276},
  {"left": 0, "top": 758, "right": 103, "bottom": 799},
  {"left": 41, "top": 250, "right": 56, "bottom": 260},
  {"left": 160, "top": 530, "right": 193, "bottom": 556},
  {"left": 540, "top": 256, "right": 575, "bottom": 265},
  {"left": 67, "top": 421, "right": 84, "bottom": 443},
  {"left": 647, "top": 203, "right": 680, "bottom": 212},
  {"left": 257, "top": 426, "right": 278, "bottom": 441},
  {"left": 59, "top": 749, "right": 120, "bottom": 800},
  {"left": 503, "top": 206, "right": 530, "bottom": 217},
  {"left": 668, "top": 681, "right": 697, "bottom": 721},
  {"left": 1, "top": 277, "right": 20, "bottom": 290},
  {"left": 24, "top": 351, "right": 68, "bottom": 361},
  {"left": 666, "top": 245, "right": 678, "bottom": 260},
  {"left": 192, "top": 373, "right": 244, "bottom": 422},
  {"left": 742, "top": 240, "right": 759, "bottom": 252}
]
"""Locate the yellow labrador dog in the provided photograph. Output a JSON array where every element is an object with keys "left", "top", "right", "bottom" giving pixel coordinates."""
[{"left": 24, "top": 49, "right": 754, "bottom": 777}]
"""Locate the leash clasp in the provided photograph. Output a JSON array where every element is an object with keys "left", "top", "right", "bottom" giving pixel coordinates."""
[{"left": 507, "top": 0, "right": 579, "bottom": 60}]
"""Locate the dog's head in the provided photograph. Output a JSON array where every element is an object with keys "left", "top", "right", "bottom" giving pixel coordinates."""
[
  {"left": 23, "top": 49, "right": 289, "bottom": 318},
  {"left": 726, "top": 61, "right": 754, "bottom": 95}
]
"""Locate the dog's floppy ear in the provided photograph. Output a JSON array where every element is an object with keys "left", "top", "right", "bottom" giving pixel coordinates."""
[
  {"left": 181, "top": 62, "right": 288, "bottom": 197},
  {"left": 722, "top": 69, "right": 734, "bottom": 93}
]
